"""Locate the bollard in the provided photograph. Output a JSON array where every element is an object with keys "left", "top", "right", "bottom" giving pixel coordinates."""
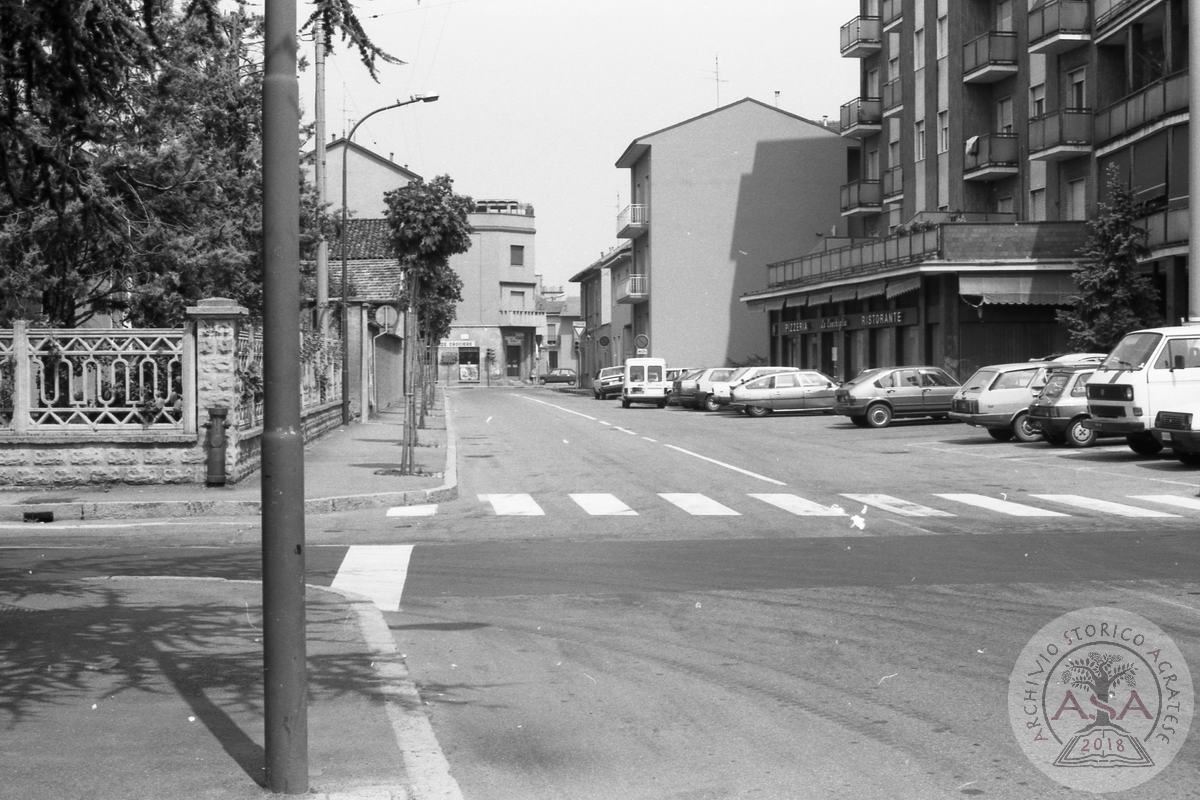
[{"left": 203, "top": 407, "right": 231, "bottom": 486}]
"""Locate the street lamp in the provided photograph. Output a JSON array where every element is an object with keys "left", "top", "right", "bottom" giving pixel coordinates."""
[{"left": 340, "top": 93, "right": 439, "bottom": 424}]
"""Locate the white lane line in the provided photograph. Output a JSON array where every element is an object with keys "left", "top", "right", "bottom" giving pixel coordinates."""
[
  {"left": 570, "top": 493, "right": 638, "bottom": 516},
  {"left": 1030, "top": 494, "right": 1180, "bottom": 518},
  {"left": 841, "top": 493, "right": 956, "bottom": 517},
  {"left": 749, "top": 493, "right": 847, "bottom": 516},
  {"left": 934, "top": 493, "right": 1070, "bottom": 517},
  {"left": 614, "top": 427, "right": 639, "bottom": 436},
  {"left": 520, "top": 395, "right": 598, "bottom": 421},
  {"left": 662, "top": 444, "right": 787, "bottom": 486},
  {"left": 1129, "top": 494, "right": 1200, "bottom": 512},
  {"left": 386, "top": 504, "right": 438, "bottom": 517},
  {"left": 331, "top": 544, "right": 414, "bottom": 611},
  {"left": 479, "top": 493, "right": 545, "bottom": 515},
  {"left": 659, "top": 493, "right": 741, "bottom": 516}
]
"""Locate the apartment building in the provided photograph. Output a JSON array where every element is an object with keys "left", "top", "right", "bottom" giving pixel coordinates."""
[
  {"left": 742, "top": 0, "right": 1194, "bottom": 382},
  {"left": 605, "top": 97, "right": 853, "bottom": 369},
  {"left": 570, "top": 242, "right": 629, "bottom": 385}
]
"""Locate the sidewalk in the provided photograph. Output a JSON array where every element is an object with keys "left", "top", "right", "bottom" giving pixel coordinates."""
[
  {"left": 0, "top": 391, "right": 465, "bottom": 800},
  {"left": 0, "top": 395, "right": 456, "bottom": 523}
]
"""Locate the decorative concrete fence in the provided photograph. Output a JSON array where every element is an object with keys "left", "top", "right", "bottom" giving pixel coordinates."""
[{"left": 0, "top": 298, "right": 343, "bottom": 488}]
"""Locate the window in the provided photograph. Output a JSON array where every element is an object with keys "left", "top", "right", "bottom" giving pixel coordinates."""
[
  {"left": 866, "top": 147, "right": 880, "bottom": 179},
  {"left": 1030, "top": 188, "right": 1046, "bottom": 221},
  {"left": 937, "top": 111, "right": 949, "bottom": 153},
  {"left": 510, "top": 245, "right": 525, "bottom": 266},
  {"left": 1066, "top": 179, "right": 1086, "bottom": 220},
  {"left": 1030, "top": 83, "right": 1046, "bottom": 118},
  {"left": 997, "top": 97, "right": 1014, "bottom": 133},
  {"left": 936, "top": 15, "right": 948, "bottom": 59},
  {"left": 997, "top": 196, "right": 1015, "bottom": 214},
  {"left": 509, "top": 289, "right": 526, "bottom": 307},
  {"left": 914, "top": 120, "right": 926, "bottom": 160},
  {"left": 1068, "top": 68, "right": 1087, "bottom": 108},
  {"left": 913, "top": 28, "right": 925, "bottom": 70},
  {"left": 996, "top": 0, "right": 1013, "bottom": 31}
]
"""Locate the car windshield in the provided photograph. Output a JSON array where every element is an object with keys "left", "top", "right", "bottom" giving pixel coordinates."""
[
  {"left": 1100, "top": 332, "right": 1160, "bottom": 370},
  {"left": 709, "top": 369, "right": 734, "bottom": 382},
  {"left": 1039, "top": 373, "right": 1070, "bottom": 399},
  {"left": 992, "top": 367, "right": 1039, "bottom": 390},
  {"left": 725, "top": 367, "right": 754, "bottom": 383}
]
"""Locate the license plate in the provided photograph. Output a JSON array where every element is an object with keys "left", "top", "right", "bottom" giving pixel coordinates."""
[{"left": 1161, "top": 432, "right": 1173, "bottom": 442}]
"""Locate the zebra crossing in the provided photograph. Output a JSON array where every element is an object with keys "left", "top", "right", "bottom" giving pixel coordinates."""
[{"left": 384, "top": 491, "right": 1200, "bottom": 521}]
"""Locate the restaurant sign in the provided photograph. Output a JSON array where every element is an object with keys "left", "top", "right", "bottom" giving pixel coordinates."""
[{"left": 781, "top": 309, "right": 911, "bottom": 335}]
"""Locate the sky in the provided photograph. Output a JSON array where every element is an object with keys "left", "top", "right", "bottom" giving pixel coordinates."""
[{"left": 296, "top": 0, "right": 860, "bottom": 290}]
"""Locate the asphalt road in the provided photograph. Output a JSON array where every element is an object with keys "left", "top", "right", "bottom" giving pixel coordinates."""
[{"left": 5, "top": 385, "right": 1200, "bottom": 799}]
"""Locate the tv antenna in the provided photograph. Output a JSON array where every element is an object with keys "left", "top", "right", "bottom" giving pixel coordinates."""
[{"left": 711, "top": 55, "right": 728, "bottom": 106}]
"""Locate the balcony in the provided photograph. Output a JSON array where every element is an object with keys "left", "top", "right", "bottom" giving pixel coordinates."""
[
  {"left": 840, "top": 16, "right": 882, "bottom": 57},
  {"left": 882, "top": 0, "right": 902, "bottom": 31},
  {"left": 962, "top": 32, "right": 1019, "bottom": 83},
  {"left": 963, "top": 132, "right": 1020, "bottom": 181},
  {"left": 1028, "top": 0, "right": 1091, "bottom": 55},
  {"left": 882, "top": 165, "right": 904, "bottom": 202},
  {"left": 1029, "top": 109, "right": 1093, "bottom": 161},
  {"left": 1094, "top": 71, "right": 1188, "bottom": 146},
  {"left": 498, "top": 308, "right": 547, "bottom": 328},
  {"left": 840, "top": 97, "right": 883, "bottom": 138},
  {"left": 616, "top": 204, "right": 648, "bottom": 239},
  {"left": 615, "top": 273, "right": 648, "bottom": 305},
  {"left": 841, "top": 180, "right": 882, "bottom": 217},
  {"left": 882, "top": 77, "right": 903, "bottom": 117},
  {"left": 1096, "top": 0, "right": 1159, "bottom": 39}
]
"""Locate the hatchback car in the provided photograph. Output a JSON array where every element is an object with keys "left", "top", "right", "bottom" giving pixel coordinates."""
[
  {"left": 679, "top": 367, "right": 736, "bottom": 410},
  {"left": 593, "top": 366, "right": 624, "bottom": 399},
  {"left": 729, "top": 370, "right": 839, "bottom": 417},
  {"left": 538, "top": 368, "right": 577, "bottom": 386},
  {"left": 708, "top": 366, "right": 801, "bottom": 411},
  {"left": 833, "top": 366, "right": 960, "bottom": 428},
  {"left": 1027, "top": 364, "right": 1110, "bottom": 447}
]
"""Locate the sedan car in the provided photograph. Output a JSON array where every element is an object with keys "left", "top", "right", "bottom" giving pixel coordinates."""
[
  {"left": 593, "top": 366, "right": 624, "bottom": 399},
  {"left": 707, "top": 366, "right": 800, "bottom": 411},
  {"left": 833, "top": 366, "right": 960, "bottom": 428},
  {"left": 729, "top": 370, "right": 839, "bottom": 417},
  {"left": 678, "top": 367, "right": 736, "bottom": 410},
  {"left": 538, "top": 368, "right": 577, "bottom": 386}
]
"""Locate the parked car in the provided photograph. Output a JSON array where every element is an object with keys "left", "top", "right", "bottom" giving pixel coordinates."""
[
  {"left": 833, "top": 366, "right": 960, "bottom": 428},
  {"left": 621, "top": 357, "right": 670, "bottom": 408},
  {"left": 707, "top": 366, "right": 801, "bottom": 411},
  {"left": 729, "top": 370, "right": 840, "bottom": 417},
  {"left": 1027, "top": 364, "right": 1113, "bottom": 448},
  {"left": 679, "top": 367, "right": 736, "bottom": 410},
  {"left": 950, "top": 354, "right": 1104, "bottom": 442},
  {"left": 666, "top": 368, "right": 702, "bottom": 405},
  {"left": 538, "top": 368, "right": 577, "bottom": 386},
  {"left": 593, "top": 366, "right": 624, "bottom": 399}
]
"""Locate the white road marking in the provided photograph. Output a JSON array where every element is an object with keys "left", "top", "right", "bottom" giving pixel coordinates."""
[
  {"left": 662, "top": 444, "right": 786, "bottom": 486},
  {"left": 479, "top": 493, "right": 545, "bottom": 515},
  {"left": 520, "top": 396, "right": 598, "bottom": 421},
  {"left": 1129, "top": 494, "right": 1200, "bottom": 512},
  {"left": 749, "top": 493, "right": 847, "bottom": 516},
  {"left": 659, "top": 493, "right": 741, "bottom": 516},
  {"left": 1030, "top": 494, "right": 1180, "bottom": 518},
  {"left": 841, "top": 493, "right": 956, "bottom": 517},
  {"left": 934, "top": 493, "right": 1070, "bottom": 517},
  {"left": 570, "top": 493, "right": 638, "bottom": 516},
  {"left": 331, "top": 544, "right": 414, "bottom": 611},
  {"left": 386, "top": 504, "right": 438, "bottom": 517}
]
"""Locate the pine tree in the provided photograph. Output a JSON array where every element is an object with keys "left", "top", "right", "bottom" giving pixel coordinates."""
[{"left": 1057, "top": 165, "right": 1162, "bottom": 351}]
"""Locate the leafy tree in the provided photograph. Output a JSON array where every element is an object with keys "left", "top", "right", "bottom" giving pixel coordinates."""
[{"left": 1057, "top": 165, "right": 1162, "bottom": 351}]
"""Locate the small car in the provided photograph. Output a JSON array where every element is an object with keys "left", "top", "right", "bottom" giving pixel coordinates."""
[
  {"left": 729, "top": 370, "right": 840, "bottom": 417},
  {"left": 707, "top": 366, "right": 801, "bottom": 411},
  {"left": 593, "top": 366, "right": 624, "bottom": 399},
  {"left": 538, "top": 368, "right": 577, "bottom": 386},
  {"left": 678, "top": 367, "right": 736, "bottom": 410},
  {"left": 666, "top": 367, "right": 701, "bottom": 405},
  {"left": 833, "top": 366, "right": 960, "bottom": 428},
  {"left": 950, "top": 354, "right": 1104, "bottom": 442},
  {"left": 1027, "top": 364, "right": 1108, "bottom": 447}
]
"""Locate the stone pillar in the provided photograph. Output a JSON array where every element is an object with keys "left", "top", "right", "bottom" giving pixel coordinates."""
[{"left": 186, "top": 298, "right": 249, "bottom": 481}]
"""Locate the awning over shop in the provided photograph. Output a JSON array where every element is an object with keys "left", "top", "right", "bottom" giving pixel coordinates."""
[
  {"left": 806, "top": 291, "right": 832, "bottom": 306},
  {"left": 886, "top": 275, "right": 921, "bottom": 299},
  {"left": 829, "top": 285, "right": 858, "bottom": 303},
  {"left": 856, "top": 281, "right": 886, "bottom": 300},
  {"left": 958, "top": 273, "right": 1077, "bottom": 305},
  {"left": 748, "top": 296, "right": 787, "bottom": 312}
]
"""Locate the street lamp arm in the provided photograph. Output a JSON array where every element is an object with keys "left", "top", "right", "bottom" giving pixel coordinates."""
[{"left": 347, "top": 94, "right": 440, "bottom": 141}]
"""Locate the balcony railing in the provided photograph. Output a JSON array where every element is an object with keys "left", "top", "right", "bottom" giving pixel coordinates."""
[
  {"left": 963, "top": 132, "right": 1020, "bottom": 180},
  {"left": 1028, "top": 0, "right": 1091, "bottom": 55},
  {"left": 1094, "top": 71, "right": 1189, "bottom": 145},
  {"left": 882, "top": 78, "right": 903, "bottom": 116},
  {"left": 1095, "top": 0, "right": 1154, "bottom": 33},
  {"left": 962, "top": 31, "right": 1019, "bottom": 83},
  {"left": 616, "top": 203, "right": 649, "bottom": 239},
  {"left": 840, "top": 16, "right": 882, "bottom": 57},
  {"left": 1029, "top": 109, "right": 1093, "bottom": 160},
  {"left": 882, "top": 165, "right": 904, "bottom": 200},
  {"left": 616, "top": 274, "right": 648, "bottom": 304},
  {"left": 840, "top": 180, "right": 882, "bottom": 216},
  {"left": 498, "top": 308, "right": 547, "bottom": 327},
  {"left": 840, "top": 97, "right": 883, "bottom": 138}
]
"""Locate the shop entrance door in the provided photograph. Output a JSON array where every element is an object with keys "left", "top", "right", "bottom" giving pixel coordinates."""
[{"left": 506, "top": 344, "right": 522, "bottom": 378}]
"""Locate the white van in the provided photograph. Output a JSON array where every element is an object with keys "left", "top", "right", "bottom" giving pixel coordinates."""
[
  {"left": 621, "top": 357, "right": 669, "bottom": 408},
  {"left": 1083, "top": 325, "right": 1200, "bottom": 456}
]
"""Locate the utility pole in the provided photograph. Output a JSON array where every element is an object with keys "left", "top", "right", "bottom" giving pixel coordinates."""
[
  {"left": 314, "top": 22, "right": 329, "bottom": 336},
  {"left": 1189, "top": 0, "right": 1200, "bottom": 321},
  {"left": 262, "top": 0, "right": 308, "bottom": 792}
]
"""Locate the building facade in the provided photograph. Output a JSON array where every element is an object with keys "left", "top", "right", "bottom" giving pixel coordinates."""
[
  {"left": 742, "top": 0, "right": 1195, "bottom": 382},
  {"left": 609, "top": 97, "right": 854, "bottom": 368}
]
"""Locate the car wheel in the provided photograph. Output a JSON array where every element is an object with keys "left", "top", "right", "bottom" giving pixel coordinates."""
[
  {"left": 703, "top": 394, "right": 720, "bottom": 412},
  {"left": 1127, "top": 433, "right": 1163, "bottom": 456},
  {"left": 850, "top": 415, "right": 869, "bottom": 428},
  {"left": 1011, "top": 411, "right": 1042, "bottom": 443},
  {"left": 657, "top": 400, "right": 666, "bottom": 408},
  {"left": 746, "top": 405, "right": 771, "bottom": 418},
  {"left": 1065, "top": 418, "right": 1096, "bottom": 448},
  {"left": 1178, "top": 452, "right": 1200, "bottom": 466},
  {"left": 621, "top": 398, "right": 631, "bottom": 409},
  {"left": 865, "top": 403, "right": 892, "bottom": 428},
  {"left": 987, "top": 428, "right": 1014, "bottom": 442}
]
